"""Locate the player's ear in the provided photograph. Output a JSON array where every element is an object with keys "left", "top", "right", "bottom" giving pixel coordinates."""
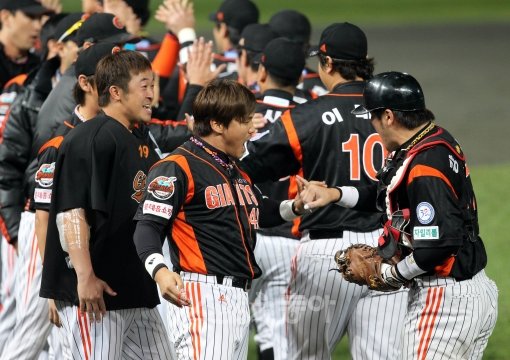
[
  {"left": 108, "top": 85, "right": 122, "bottom": 102},
  {"left": 210, "top": 119, "right": 224, "bottom": 134},
  {"left": 257, "top": 64, "right": 267, "bottom": 84}
]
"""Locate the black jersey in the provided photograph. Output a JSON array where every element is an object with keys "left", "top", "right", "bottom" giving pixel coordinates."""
[
  {"left": 40, "top": 113, "right": 161, "bottom": 310},
  {"left": 33, "top": 111, "right": 83, "bottom": 211},
  {"left": 134, "top": 139, "right": 265, "bottom": 279},
  {"left": 0, "top": 43, "right": 40, "bottom": 89},
  {"left": 384, "top": 125, "right": 487, "bottom": 280},
  {"left": 242, "top": 81, "right": 385, "bottom": 236},
  {"left": 249, "top": 89, "right": 300, "bottom": 239}
]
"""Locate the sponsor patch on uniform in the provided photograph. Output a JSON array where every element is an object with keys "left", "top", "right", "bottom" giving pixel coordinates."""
[
  {"left": 413, "top": 226, "right": 439, "bottom": 240},
  {"left": 416, "top": 202, "right": 435, "bottom": 224},
  {"left": 35, "top": 163, "right": 55, "bottom": 188},
  {"left": 34, "top": 188, "right": 52, "bottom": 204},
  {"left": 143, "top": 200, "right": 173, "bottom": 219},
  {"left": 148, "top": 176, "right": 177, "bottom": 200}
]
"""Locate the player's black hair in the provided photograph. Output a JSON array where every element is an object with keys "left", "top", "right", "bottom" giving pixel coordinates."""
[
  {"left": 371, "top": 108, "right": 435, "bottom": 130},
  {"left": 73, "top": 75, "right": 96, "bottom": 106},
  {"left": 266, "top": 71, "right": 300, "bottom": 89},
  {"left": 95, "top": 50, "right": 152, "bottom": 107},
  {"left": 192, "top": 79, "right": 256, "bottom": 137},
  {"left": 318, "top": 54, "right": 375, "bottom": 81}
]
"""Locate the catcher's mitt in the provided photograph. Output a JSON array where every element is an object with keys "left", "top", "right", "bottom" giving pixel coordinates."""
[{"left": 334, "top": 244, "right": 403, "bottom": 292}]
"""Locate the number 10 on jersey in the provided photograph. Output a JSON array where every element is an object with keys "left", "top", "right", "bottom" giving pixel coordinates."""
[{"left": 342, "top": 133, "right": 388, "bottom": 181}]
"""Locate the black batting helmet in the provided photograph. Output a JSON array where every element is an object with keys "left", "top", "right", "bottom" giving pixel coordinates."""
[{"left": 352, "top": 71, "right": 426, "bottom": 115}]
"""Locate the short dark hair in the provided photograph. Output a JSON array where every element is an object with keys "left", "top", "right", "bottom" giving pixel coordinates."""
[
  {"left": 268, "top": 71, "right": 300, "bottom": 88},
  {"left": 72, "top": 75, "right": 95, "bottom": 106},
  {"left": 371, "top": 108, "right": 435, "bottom": 130},
  {"left": 192, "top": 79, "right": 256, "bottom": 137},
  {"left": 319, "top": 54, "right": 375, "bottom": 81},
  {"left": 95, "top": 50, "right": 152, "bottom": 107}
]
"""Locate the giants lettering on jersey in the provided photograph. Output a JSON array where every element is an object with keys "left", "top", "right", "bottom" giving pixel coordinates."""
[{"left": 205, "top": 182, "right": 258, "bottom": 209}]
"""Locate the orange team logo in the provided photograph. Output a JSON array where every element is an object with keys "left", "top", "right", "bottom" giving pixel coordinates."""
[
  {"left": 35, "top": 163, "right": 55, "bottom": 188},
  {"left": 320, "top": 43, "right": 327, "bottom": 53},
  {"left": 218, "top": 294, "right": 227, "bottom": 303},
  {"left": 112, "top": 16, "right": 125, "bottom": 30},
  {"left": 131, "top": 170, "right": 147, "bottom": 203},
  {"left": 148, "top": 176, "right": 177, "bottom": 200},
  {"left": 111, "top": 46, "right": 121, "bottom": 54}
]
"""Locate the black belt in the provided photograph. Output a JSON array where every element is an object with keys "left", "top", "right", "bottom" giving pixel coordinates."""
[
  {"left": 215, "top": 275, "right": 252, "bottom": 291},
  {"left": 309, "top": 229, "right": 345, "bottom": 240}
]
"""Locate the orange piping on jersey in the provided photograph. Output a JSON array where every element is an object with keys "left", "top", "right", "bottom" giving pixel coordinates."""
[
  {"left": 196, "top": 282, "right": 204, "bottom": 359},
  {"left": 149, "top": 118, "right": 187, "bottom": 127},
  {"left": 179, "top": 147, "right": 256, "bottom": 278},
  {"left": 237, "top": 166, "right": 252, "bottom": 185},
  {"left": 38, "top": 136, "right": 64, "bottom": 155},
  {"left": 3, "top": 74, "right": 27, "bottom": 89},
  {"left": 309, "top": 91, "right": 318, "bottom": 100},
  {"left": 407, "top": 165, "right": 458, "bottom": 199},
  {"left": 174, "top": 211, "right": 207, "bottom": 273},
  {"left": 177, "top": 67, "right": 187, "bottom": 104},
  {"left": 418, "top": 287, "right": 444, "bottom": 360},
  {"left": 434, "top": 256, "right": 456, "bottom": 276},
  {"left": 151, "top": 33, "right": 179, "bottom": 78},
  {"left": 0, "top": 214, "right": 12, "bottom": 243},
  {"left": 281, "top": 111, "right": 303, "bottom": 167},
  {"left": 63, "top": 120, "right": 75, "bottom": 129},
  {"left": 186, "top": 282, "right": 200, "bottom": 360},
  {"left": 302, "top": 72, "right": 319, "bottom": 79},
  {"left": 256, "top": 100, "right": 295, "bottom": 109},
  {"left": 324, "top": 93, "right": 363, "bottom": 97},
  {"left": 288, "top": 174, "right": 302, "bottom": 237},
  {"left": 0, "top": 107, "right": 12, "bottom": 144}
]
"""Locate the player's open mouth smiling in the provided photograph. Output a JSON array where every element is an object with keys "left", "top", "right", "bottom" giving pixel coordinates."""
[{"left": 143, "top": 104, "right": 152, "bottom": 115}]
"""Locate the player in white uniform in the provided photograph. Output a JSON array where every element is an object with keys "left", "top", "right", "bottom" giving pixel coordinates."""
[{"left": 240, "top": 23, "right": 408, "bottom": 359}]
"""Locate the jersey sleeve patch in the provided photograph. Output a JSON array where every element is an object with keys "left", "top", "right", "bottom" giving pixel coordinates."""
[
  {"left": 413, "top": 226, "right": 439, "bottom": 240},
  {"left": 34, "top": 188, "right": 52, "bottom": 204},
  {"left": 416, "top": 201, "right": 435, "bottom": 224},
  {"left": 148, "top": 176, "right": 177, "bottom": 200},
  {"left": 142, "top": 200, "right": 174, "bottom": 219},
  {"left": 35, "top": 162, "right": 55, "bottom": 188}
]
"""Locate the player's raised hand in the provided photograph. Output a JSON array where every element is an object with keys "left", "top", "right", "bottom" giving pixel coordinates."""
[
  {"left": 154, "top": 267, "right": 191, "bottom": 307},
  {"left": 252, "top": 113, "right": 267, "bottom": 130},
  {"left": 185, "top": 38, "right": 226, "bottom": 86},
  {"left": 77, "top": 272, "right": 117, "bottom": 323},
  {"left": 296, "top": 175, "right": 335, "bottom": 210},
  {"left": 155, "top": 0, "right": 195, "bottom": 34}
]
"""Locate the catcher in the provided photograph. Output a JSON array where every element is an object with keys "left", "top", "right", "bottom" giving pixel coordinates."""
[{"left": 298, "top": 72, "right": 498, "bottom": 359}]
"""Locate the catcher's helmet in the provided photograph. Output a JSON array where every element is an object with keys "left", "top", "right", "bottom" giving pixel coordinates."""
[{"left": 352, "top": 71, "right": 426, "bottom": 115}]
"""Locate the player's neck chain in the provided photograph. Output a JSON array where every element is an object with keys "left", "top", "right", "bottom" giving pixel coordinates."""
[
  {"left": 190, "top": 136, "right": 234, "bottom": 174},
  {"left": 404, "top": 121, "right": 435, "bottom": 152}
]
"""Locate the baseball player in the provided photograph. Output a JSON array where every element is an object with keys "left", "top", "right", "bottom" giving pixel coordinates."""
[
  {"left": 244, "top": 38, "right": 306, "bottom": 360},
  {"left": 300, "top": 71, "right": 498, "bottom": 360},
  {"left": 132, "top": 79, "right": 309, "bottom": 360},
  {"left": 240, "top": 23, "right": 408, "bottom": 359},
  {"left": 39, "top": 50, "right": 172, "bottom": 359}
]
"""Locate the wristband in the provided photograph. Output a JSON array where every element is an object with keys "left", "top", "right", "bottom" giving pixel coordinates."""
[
  {"left": 335, "top": 186, "right": 359, "bottom": 208},
  {"left": 396, "top": 253, "right": 427, "bottom": 280},
  {"left": 280, "top": 200, "right": 298, "bottom": 221},
  {"left": 145, "top": 253, "right": 168, "bottom": 279}
]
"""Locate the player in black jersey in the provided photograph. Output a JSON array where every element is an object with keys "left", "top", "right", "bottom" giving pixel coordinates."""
[
  {"left": 300, "top": 72, "right": 498, "bottom": 359},
  {"left": 40, "top": 50, "right": 172, "bottom": 359},
  {"left": 133, "top": 79, "right": 309, "bottom": 360}
]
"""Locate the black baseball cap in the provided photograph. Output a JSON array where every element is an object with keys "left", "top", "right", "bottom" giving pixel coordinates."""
[
  {"left": 0, "top": 0, "right": 53, "bottom": 16},
  {"left": 308, "top": 22, "right": 367, "bottom": 60},
  {"left": 53, "top": 13, "right": 85, "bottom": 43},
  {"left": 74, "top": 13, "right": 138, "bottom": 47},
  {"left": 209, "top": 0, "right": 259, "bottom": 32},
  {"left": 240, "top": 24, "right": 277, "bottom": 53},
  {"left": 260, "top": 38, "right": 305, "bottom": 81},
  {"left": 75, "top": 42, "right": 122, "bottom": 78},
  {"left": 269, "top": 10, "right": 311, "bottom": 44}
]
